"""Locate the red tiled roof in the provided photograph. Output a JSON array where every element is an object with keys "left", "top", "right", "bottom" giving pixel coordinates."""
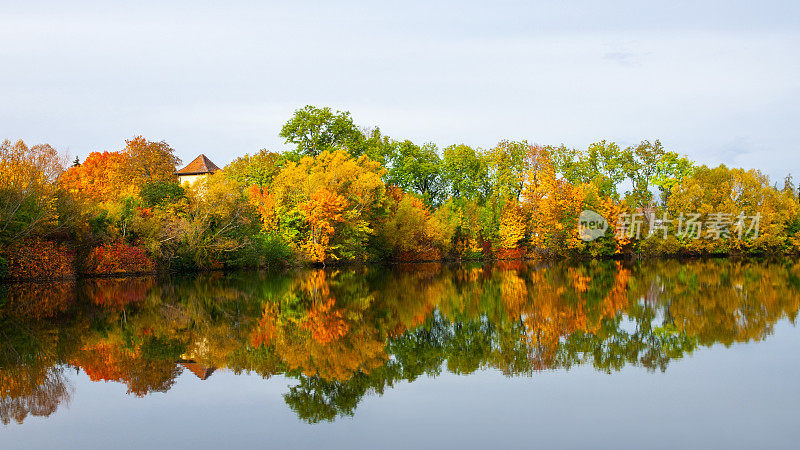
[{"left": 176, "top": 154, "right": 220, "bottom": 175}]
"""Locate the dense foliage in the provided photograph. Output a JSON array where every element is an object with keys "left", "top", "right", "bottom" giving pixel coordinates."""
[{"left": 2, "top": 106, "right": 799, "bottom": 278}]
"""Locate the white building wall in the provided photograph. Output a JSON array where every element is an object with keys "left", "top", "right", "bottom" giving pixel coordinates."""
[{"left": 178, "top": 174, "right": 208, "bottom": 186}]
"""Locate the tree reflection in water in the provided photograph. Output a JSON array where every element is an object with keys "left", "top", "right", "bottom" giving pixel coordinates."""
[{"left": 1, "top": 259, "right": 798, "bottom": 424}]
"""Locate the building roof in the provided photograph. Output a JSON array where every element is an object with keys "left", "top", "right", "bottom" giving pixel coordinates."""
[{"left": 176, "top": 154, "right": 221, "bottom": 175}]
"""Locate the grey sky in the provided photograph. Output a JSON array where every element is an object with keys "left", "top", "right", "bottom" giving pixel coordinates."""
[{"left": 1, "top": 0, "right": 799, "bottom": 181}]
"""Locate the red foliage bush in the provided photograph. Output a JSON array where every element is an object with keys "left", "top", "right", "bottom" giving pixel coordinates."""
[
  {"left": 84, "top": 242, "right": 155, "bottom": 274},
  {"left": 1, "top": 238, "right": 75, "bottom": 279}
]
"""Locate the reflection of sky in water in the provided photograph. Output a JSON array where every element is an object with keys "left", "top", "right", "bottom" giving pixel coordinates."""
[
  {"left": 618, "top": 316, "right": 640, "bottom": 335},
  {"left": 2, "top": 321, "right": 798, "bottom": 449}
]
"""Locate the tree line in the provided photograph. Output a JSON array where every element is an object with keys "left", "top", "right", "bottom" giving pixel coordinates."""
[{"left": 2, "top": 105, "right": 799, "bottom": 278}]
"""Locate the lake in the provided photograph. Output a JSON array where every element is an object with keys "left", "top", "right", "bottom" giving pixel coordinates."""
[{"left": 1, "top": 259, "right": 799, "bottom": 449}]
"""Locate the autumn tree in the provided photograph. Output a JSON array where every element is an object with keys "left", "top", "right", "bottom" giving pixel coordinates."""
[
  {"left": 667, "top": 164, "right": 800, "bottom": 254},
  {"left": 298, "top": 188, "right": 349, "bottom": 262},
  {"left": 522, "top": 148, "right": 587, "bottom": 255},
  {"left": 123, "top": 136, "right": 181, "bottom": 184},
  {"left": 248, "top": 150, "right": 386, "bottom": 263},
  {"left": 378, "top": 187, "right": 454, "bottom": 260},
  {"left": 498, "top": 200, "right": 526, "bottom": 250},
  {"left": 172, "top": 172, "right": 259, "bottom": 268},
  {"left": 59, "top": 151, "right": 128, "bottom": 202},
  {"left": 0, "top": 139, "right": 66, "bottom": 244}
]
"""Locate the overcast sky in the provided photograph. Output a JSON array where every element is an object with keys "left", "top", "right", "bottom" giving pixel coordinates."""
[{"left": 1, "top": 0, "right": 798, "bottom": 181}]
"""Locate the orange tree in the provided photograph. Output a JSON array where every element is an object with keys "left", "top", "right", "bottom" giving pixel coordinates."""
[{"left": 59, "top": 151, "right": 129, "bottom": 203}]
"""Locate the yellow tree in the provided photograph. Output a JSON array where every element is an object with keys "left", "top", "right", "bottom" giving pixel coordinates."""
[
  {"left": 0, "top": 140, "right": 65, "bottom": 242},
  {"left": 498, "top": 200, "right": 526, "bottom": 249},
  {"left": 247, "top": 186, "right": 277, "bottom": 230},
  {"left": 378, "top": 187, "right": 454, "bottom": 260},
  {"left": 247, "top": 150, "right": 385, "bottom": 262},
  {"left": 667, "top": 165, "right": 800, "bottom": 254},
  {"left": 522, "top": 148, "right": 587, "bottom": 255}
]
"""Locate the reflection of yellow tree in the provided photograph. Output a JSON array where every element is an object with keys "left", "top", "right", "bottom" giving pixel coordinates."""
[
  {"left": 521, "top": 263, "right": 631, "bottom": 368},
  {"left": 304, "top": 298, "right": 349, "bottom": 344},
  {"left": 280, "top": 326, "right": 387, "bottom": 381},
  {"left": 248, "top": 269, "right": 388, "bottom": 381},
  {"left": 646, "top": 260, "right": 800, "bottom": 346},
  {"left": 0, "top": 367, "right": 72, "bottom": 425},
  {"left": 498, "top": 269, "right": 528, "bottom": 317},
  {"left": 0, "top": 318, "right": 76, "bottom": 425},
  {"left": 250, "top": 303, "right": 279, "bottom": 347}
]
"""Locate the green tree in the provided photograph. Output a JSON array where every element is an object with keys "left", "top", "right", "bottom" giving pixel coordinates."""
[
  {"left": 550, "top": 141, "right": 627, "bottom": 198},
  {"left": 652, "top": 151, "right": 694, "bottom": 205},
  {"left": 623, "top": 139, "right": 666, "bottom": 207},
  {"left": 280, "top": 105, "right": 365, "bottom": 157},
  {"left": 441, "top": 144, "right": 489, "bottom": 201},
  {"left": 486, "top": 140, "right": 529, "bottom": 201},
  {"left": 384, "top": 141, "right": 444, "bottom": 204},
  {"left": 139, "top": 180, "right": 185, "bottom": 207},
  {"left": 225, "top": 149, "right": 284, "bottom": 188}
]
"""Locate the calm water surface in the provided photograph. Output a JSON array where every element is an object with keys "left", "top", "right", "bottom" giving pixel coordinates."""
[{"left": 1, "top": 260, "right": 799, "bottom": 449}]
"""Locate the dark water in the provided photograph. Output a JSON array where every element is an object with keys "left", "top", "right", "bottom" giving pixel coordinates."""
[{"left": 1, "top": 259, "right": 799, "bottom": 449}]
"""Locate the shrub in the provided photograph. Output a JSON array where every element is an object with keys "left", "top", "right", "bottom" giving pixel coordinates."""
[{"left": 1, "top": 238, "right": 75, "bottom": 279}]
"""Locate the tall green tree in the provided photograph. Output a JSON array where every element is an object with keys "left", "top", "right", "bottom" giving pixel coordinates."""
[
  {"left": 441, "top": 144, "right": 489, "bottom": 201},
  {"left": 486, "top": 140, "right": 529, "bottom": 201},
  {"left": 280, "top": 105, "right": 365, "bottom": 157},
  {"left": 384, "top": 141, "right": 444, "bottom": 204}
]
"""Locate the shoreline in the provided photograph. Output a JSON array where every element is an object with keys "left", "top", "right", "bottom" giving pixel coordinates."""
[{"left": 1, "top": 252, "right": 791, "bottom": 284}]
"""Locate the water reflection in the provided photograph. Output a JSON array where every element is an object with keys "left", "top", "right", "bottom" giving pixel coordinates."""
[{"left": 1, "top": 259, "right": 798, "bottom": 424}]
